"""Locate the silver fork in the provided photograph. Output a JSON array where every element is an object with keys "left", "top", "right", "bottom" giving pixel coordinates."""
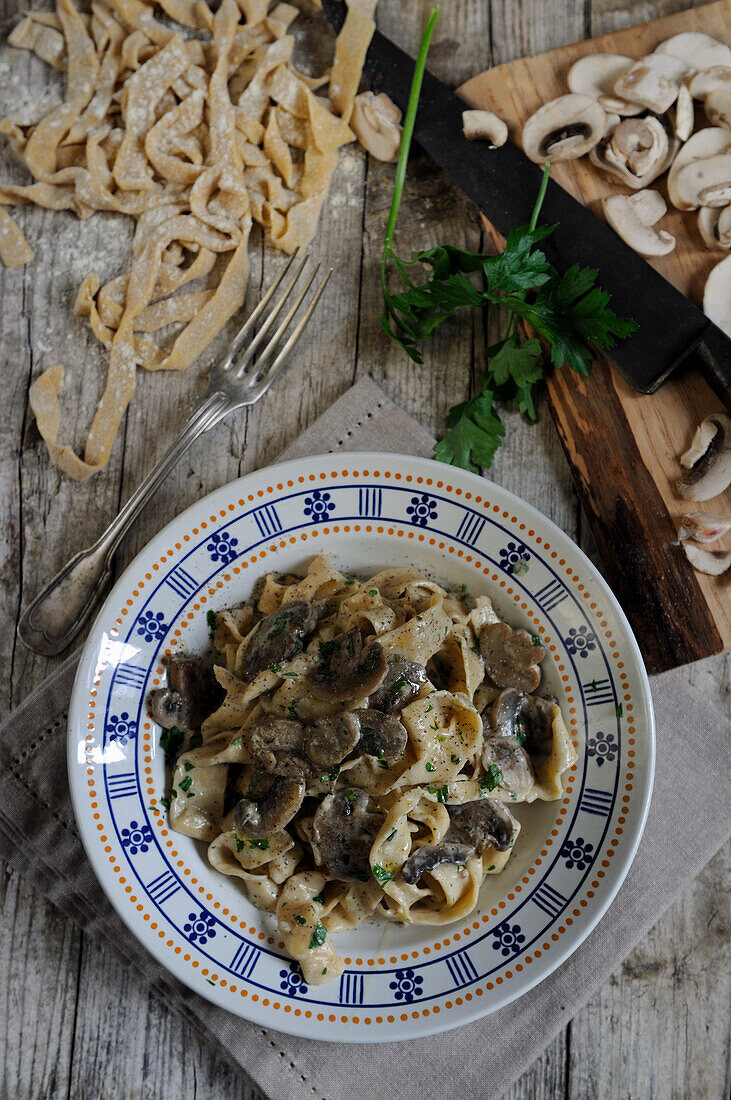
[{"left": 18, "top": 252, "right": 331, "bottom": 657}]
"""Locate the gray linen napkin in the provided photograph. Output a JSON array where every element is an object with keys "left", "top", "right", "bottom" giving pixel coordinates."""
[{"left": 1, "top": 378, "right": 729, "bottom": 1100}]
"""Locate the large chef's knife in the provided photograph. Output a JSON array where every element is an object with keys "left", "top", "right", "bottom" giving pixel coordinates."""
[{"left": 322, "top": 0, "right": 731, "bottom": 409}]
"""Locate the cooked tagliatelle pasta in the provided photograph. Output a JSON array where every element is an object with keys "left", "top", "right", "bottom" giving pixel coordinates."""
[
  {"left": 149, "top": 555, "right": 577, "bottom": 985},
  {"left": 1, "top": 0, "right": 375, "bottom": 478}
]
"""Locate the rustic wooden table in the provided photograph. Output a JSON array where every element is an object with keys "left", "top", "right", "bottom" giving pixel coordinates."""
[{"left": 1, "top": 1, "right": 729, "bottom": 1097}]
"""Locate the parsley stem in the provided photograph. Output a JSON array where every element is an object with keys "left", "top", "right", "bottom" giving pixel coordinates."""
[
  {"left": 382, "top": 7, "right": 440, "bottom": 292},
  {"left": 529, "top": 163, "right": 551, "bottom": 233}
]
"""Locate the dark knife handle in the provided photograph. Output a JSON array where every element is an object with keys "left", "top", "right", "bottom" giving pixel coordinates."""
[{"left": 692, "top": 322, "right": 731, "bottom": 413}]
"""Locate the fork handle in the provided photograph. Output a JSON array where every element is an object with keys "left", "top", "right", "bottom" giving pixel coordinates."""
[{"left": 18, "top": 391, "right": 230, "bottom": 657}]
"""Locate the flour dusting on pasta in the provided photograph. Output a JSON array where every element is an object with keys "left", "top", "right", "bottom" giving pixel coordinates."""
[{"left": 149, "top": 555, "right": 577, "bottom": 984}]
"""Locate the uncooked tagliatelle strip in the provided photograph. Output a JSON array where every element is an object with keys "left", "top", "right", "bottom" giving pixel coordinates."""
[{"left": 2, "top": 0, "right": 375, "bottom": 479}]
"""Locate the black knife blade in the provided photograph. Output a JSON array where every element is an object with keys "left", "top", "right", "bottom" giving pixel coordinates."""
[{"left": 322, "top": 0, "right": 731, "bottom": 407}]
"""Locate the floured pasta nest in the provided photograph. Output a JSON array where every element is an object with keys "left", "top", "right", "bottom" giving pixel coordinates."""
[
  {"left": 149, "top": 555, "right": 577, "bottom": 985},
  {"left": 0, "top": 0, "right": 376, "bottom": 478}
]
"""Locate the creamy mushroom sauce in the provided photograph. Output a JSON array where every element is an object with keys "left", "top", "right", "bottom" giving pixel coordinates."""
[{"left": 150, "top": 555, "right": 577, "bottom": 985}]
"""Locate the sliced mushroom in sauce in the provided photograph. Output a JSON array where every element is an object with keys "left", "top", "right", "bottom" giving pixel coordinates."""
[
  {"left": 352, "top": 708, "right": 409, "bottom": 764},
  {"left": 305, "top": 712, "right": 361, "bottom": 768},
  {"left": 241, "top": 600, "right": 318, "bottom": 679},
  {"left": 148, "top": 655, "right": 220, "bottom": 730},
  {"left": 481, "top": 736, "right": 535, "bottom": 798},
  {"left": 312, "top": 789, "right": 385, "bottom": 882},
  {"left": 307, "top": 628, "right": 387, "bottom": 704},
  {"left": 368, "top": 657, "right": 427, "bottom": 713},
  {"left": 248, "top": 716, "right": 307, "bottom": 774},
  {"left": 401, "top": 798, "right": 519, "bottom": 883},
  {"left": 234, "top": 774, "right": 305, "bottom": 835},
  {"left": 487, "top": 688, "right": 558, "bottom": 756},
  {"left": 479, "top": 622, "right": 545, "bottom": 692}
]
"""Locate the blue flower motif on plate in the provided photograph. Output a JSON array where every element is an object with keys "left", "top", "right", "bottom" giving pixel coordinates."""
[
  {"left": 120, "top": 819, "right": 153, "bottom": 855},
  {"left": 389, "top": 968, "right": 423, "bottom": 1003},
  {"left": 498, "top": 540, "right": 531, "bottom": 576},
  {"left": 491, "top": 921, "right": 525, "bottom": 957},
  {"left": 136, "top": 610, "right": 167, "bottom": 643},
  {"left": 279, "top": 963, "right": 307, "bottom": 996},
  {"left": 183, "top": 910, "right": 217, "bottom": 946},
  {"left": 303, "top": 489, "right": 336, "bottom": 522},
  {"left": 406, "top": 493, "right": 438, "bottom": 527},
  {"left": 207, "top": 530, "right": 239, "bottom": 565},
  {"left": 586, "top": 730, "right": 617, "bottom": 767},
  {"left": 107, "top": 711, "right": 136, "bottom": 747},
  {"left": 564, "top": 625, "right": 596, "bottom": 659},
  {"left": 560, "top": 836, "right": 594, "bottom": 871}
]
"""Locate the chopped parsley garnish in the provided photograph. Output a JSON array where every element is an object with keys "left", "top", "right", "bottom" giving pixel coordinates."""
[
  {"left": 369, "top": 589, "right": 378, "bottom": 597},
  {"left": 387, "top": 676, "right": 408, "bottom": 697},
  {"left": 207, "top": 609, "right": 216, "bottom": 631},
  {"left": 425, "top": 704, "right": 433, "bottom": 713},
  {"left": 427, "top": 783, "right": 449, "bottom": 804},
  {"left": 319, "top": 764, "right": 340, "bottom": 783},
  {"left": 188, "top": 731, "right": 202, "bottom": 749},
  {"left": 312, "top": 891, "right": 325, "bottom": 905},
  {"left": 345, "top": 788, "right": 358, "bottom": 801},
  {"left": 616, "top": 703, "right": 623, "bottom": 718},
  {"left": 178, "top": 775, "right": 193, "bottom": 792},
  {"left": 459, "top": 583, "right": 468, "bottom": 599},
  {"left": 248, "top": 837, "right": 270, "bottom": 850},
  {"left": 183, "top": 760, "right": 195, "bottom": 771},
  {"left": 372, "top": 863, "right": 395, "bottom": 886},
  {"left": 234, "top": 833, "right": 245, "bottom": 853},
  {"left": 589, "top": 679, "right": 597, "bottom": 692},
  {"left": 308, "top": 921, "right": 327, "bottom": 950},
  {"left": 281, "top": 670, "right": 299, "bottom": 678},
  {"left": 287, "top": 704, "right": 299, "bottom": 721},
  {"left": 160, "top": 726, "right": 184, "bottom": 768},
  {"left": 268, "top": 662, "right": 282, "bottom": 673},
  {"left": 322, "top": 968, "right": 328, "bottom": 975},
  {"left": 531, "top": 634, "right": 542, "bottom": 646},
  {"left": 318, "top": 639, "right": 337, "bottom": 661},
  {"left": 514, "top": 728, "right": 527, "bottom": 747},
  {"left": 386, "top": 827, "right": 397, "bottom": 842},
  {"left": 437, "top": 734, "right": 447, "bottom": 743},
  {"left": 425, "top": 761, "right": 436, "bottom": 772},
  {"left": 230, "top": 735, "right": 244, "bottom": 747},
  {"left": 450, "top": 753, "right": 461, "bottom": 764},
  {"left": 270, "top": 609, "right": 296, "bottom": 638},
  {"left": 160, "top": 795, "right": 172, "bottom": 810},
  {"left": 295, "top": 915, "right": 306, "bottom": 925},
  {"left": 480, "top": 764, "right": 503, "bottom": 792}
]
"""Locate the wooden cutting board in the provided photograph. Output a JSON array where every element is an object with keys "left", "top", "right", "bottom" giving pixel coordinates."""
[{"left": 459, "top": 0, "right": 730, "bottom": 675}]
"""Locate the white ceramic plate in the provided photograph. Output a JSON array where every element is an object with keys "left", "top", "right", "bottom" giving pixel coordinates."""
[{"left": 68, "top": 452, "right": 654, "bottom": 1042}]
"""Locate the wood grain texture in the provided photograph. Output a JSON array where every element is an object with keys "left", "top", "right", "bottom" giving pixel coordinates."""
[
  {"left": 0, "top": 1, "right": 729, "bottom": 1098},
  {"left": 460, "top": 0, "right": 731, "bottom": 673}
]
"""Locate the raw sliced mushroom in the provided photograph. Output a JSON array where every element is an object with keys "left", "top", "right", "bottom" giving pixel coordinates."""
[
  {"left": 613, "top": 54, "right": 688, "bottom": 114},
  {"left": 481, "top": 736, "right": 535, "bottom": 798},
  {"left": 674, "top": 154, "right": 731, "bottom": 209},
  {"left": 676, "top": 413, "right": 731, "bottom": 500},
  {"left": 656, "top": 32, "right": 731, "bottom": 73},
  {"left": 704, "top": 256, "right": 731, "bottom": 340},
  {"left": 667, "top": 127, "right": 731, "bottom": 210},
  {"left": 522, "top": 94, "right": 606, "bottom": 163},
  {"left": 689, "top": 65, "right": 731, "bottom": 101},
  {"left": 683, "top": 544, "right": 731, "bottom": 575},
  {"left": 674, "top": 83, "right": 694, "bottom": 142},
  {"left": 241, "top": 601, "right": 318, "bottom": 679},
  {"left": 697, "top": 206, "right": 731, "bottom": 251},
  {"left": 352, "top": 708, "right": 408, "bottom": 763},
  {"left": 462, "top": 108, "right": 508, "bottom": 147},
  {"left": 705, "top": 88, "right": 731, "bottom": 130},
  {"left": 234, "top": 774, "right": 305, "bottom": 835},
  {"left": 567, "top": 53, "right": 636, "bottom": 110},
  {"left": 368, "top": 657, "right": 428, "bottom": 713},
  {"left": 591, "top": 116, "right": 673, "bottom": 189},
  {"left": 597, "top": 93, "right": 644, "bottom": 117},
  {"left": 248, "top": 716, "right": 306, "bottom": 773},
  {"left": 400, "top": 798, "right": 519, "bottom": 884},
  {"left": 148, "top": 655, "right": 218, "bottom": 730},
  {"left": 603, "top": 190, "right": 675, "bottom": 256},
  {"left": 400, "top": 841, "right": 474, "bottom": 884},
  {"left": 312, "top": 789, "right": 384, "bottom": 881},
  {"left": 305, "top": 712, "right": 361, "bottom": 768},
  {"left": 677, "top": 513, "right": 731, "bottom": 542},
  {"left": 350, "top": 91, "right": 402, "bottom": 162},
  {"left": 479, "top": 621, "right": 545, "bottom": 692},
  {"left": 307, "top": 628, "right": 387, "bottom": 704}
]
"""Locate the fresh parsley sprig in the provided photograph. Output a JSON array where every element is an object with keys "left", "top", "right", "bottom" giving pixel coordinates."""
[{"left": 381, "top": 15, "right": 637, "bottom": 473}]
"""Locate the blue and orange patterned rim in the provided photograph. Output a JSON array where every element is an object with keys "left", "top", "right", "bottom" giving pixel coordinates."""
[{"left": 68, "top": 452, "right": 654, "bottom": 1043}]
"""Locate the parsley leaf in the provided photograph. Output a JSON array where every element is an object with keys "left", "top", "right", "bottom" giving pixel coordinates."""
[
  {"left": 372, "top": 863, "right": 395, "bottom": 886},
  {"left": 308, "top": 921, "right": 327, "bottom": 950},
  {"left": 160, "top": 726, "right": 184, "bottom": 768},
  {"left": 480, "top": 764, "right": 504, "bottom": 792}
]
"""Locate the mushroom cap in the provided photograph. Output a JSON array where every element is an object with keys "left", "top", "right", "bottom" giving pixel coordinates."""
[
  {"left": 307, "top": 628, "right": 387, "bottom": 704},
  {"left": 305, "top": 712, "right": 361, "bottom": 768},
  {"left": 462, "top": 109, "right": 508, "bottom": 147},
  {"left": 656, "top": 31, "right": 731, "bottom": 73},
  {"left": 667, "top": 127, "right": 731, "bottom": 210},
  {"left": 368, "top": 656, "right": 428, "bottom": 713},
  {"left": 350, "top": 91, "right": 402, "bottom": 162},
  {"left": 400, "top": 841, "right": 474, "bottom": 885},
  {"left": 479, "top": 621, "right": 545, "bottom": 692},
  {"left": 521, "top": 93, "right": 606, "bottom": 164},
  {"left": 352, "top": 708, "right": 409, "bottom": 764},
  {"left": 241, "top": 600, "right": 318, "bottom": 679},
  {"left": 520, "top": 695, "right": 560, "bottom": 756},
  {"left": 248, "top": 715, "right": 306, "bottom": 773},
  {"left": 482, "top": 736, "right": 535, "bottom": 798},
  {"left": 677, "top": 411, "right": 731, "bottom": 499},
  {"left": 447, "top": 798, "right": 519, "bottom": 853},
  {"left": 567, "top": 53, "right": 634, "bottom": 101},
  {"left": 613, "top": 53, "right": 688, "bottom": 114},
  {"left": 697, "top": 205, "right": 731, "bottom": 251},
  {"left": 674, "top": 82, "right": 694, "bottom": 142},
  {"left": 674, "top": 154, "right": 731, "bottom": 209},
  {"left": 677, "top": 512, "right": 731, "bottom": 543},
  {"left": 591, "top": 116, "right": 674, "bottom": 189},
  {"left": 603, "top": 190, "right": 676, "bottom": 256},
  {"left": 597, "top": 93, "right": 644, "bottom": 117},
  {"left": 148, "top": 655, "right": 219, "bottom": 731},
  {"left": 705, "top": 88, "right": 731, "bottom": 130},
  {"left": 312, "top": 789, "right": 384, "bottom": 882},
  {"left": 689, "top": 65, "right": 731, "bottom": 101},
  {"left": 234, "top": 774, "right": 305, "bottom": 835},
  {"left": 683, "top": 544, "right": 731, "bottom": 575}
]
